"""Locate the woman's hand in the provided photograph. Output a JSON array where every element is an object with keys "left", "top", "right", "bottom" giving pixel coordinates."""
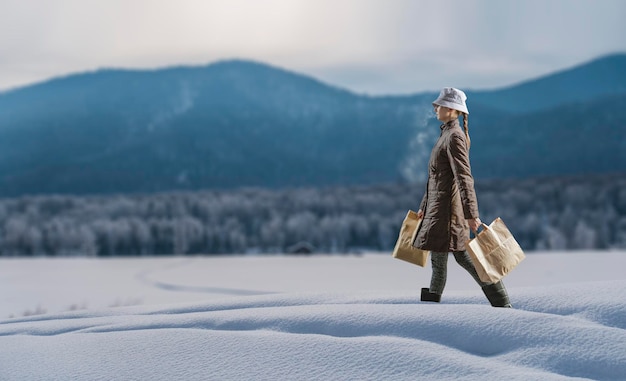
[
  {"left": 417, "top": 209, "right": 424, "bottom": 219},
  {"left": 467, "top": 217, "right": 482, "bottom": 233}
]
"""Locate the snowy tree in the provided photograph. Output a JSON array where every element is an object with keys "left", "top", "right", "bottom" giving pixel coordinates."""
[
  {"left": 572, "top": 220, "right": 597, "bottom": 249},
  {"left": 3, "top": 216, "right": 31, "bottom": 256},
  {"left": 542, "top": 226, "right": 568, "bottom": 251},
  {"left": 173, "top": 217, "right": 204, "bottom": 255}
]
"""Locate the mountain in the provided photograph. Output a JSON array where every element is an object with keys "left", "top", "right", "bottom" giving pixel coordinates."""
[
  {"left": 0, "top": 61, "right": 430, "bottom": 195},
  {"left": 469, "top": 54, "right": 626, "bottom": 113},
  {"left": 471, "top": 92, "right": 626, "bottom": 179},
  {"left": 0, "top": 54, "right": 625, "bottom": 196}
]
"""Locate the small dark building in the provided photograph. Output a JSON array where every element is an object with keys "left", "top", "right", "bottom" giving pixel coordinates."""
[{"left": 286, "top": 241, "right": 315, "bottom": 255}]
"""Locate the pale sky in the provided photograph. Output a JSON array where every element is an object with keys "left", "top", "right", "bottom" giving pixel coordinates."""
[{"left": 1, "top": 0, "right": 625, "bottom": 95}]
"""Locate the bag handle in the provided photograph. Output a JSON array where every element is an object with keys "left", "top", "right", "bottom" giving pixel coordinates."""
[{"left": 470, "top": 223, "right": 489, "bottom": 239}]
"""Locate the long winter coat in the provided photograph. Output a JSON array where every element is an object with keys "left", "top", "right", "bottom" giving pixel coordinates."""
[{"left": 413, "top": 119, "right": 479, "bottom": 253}]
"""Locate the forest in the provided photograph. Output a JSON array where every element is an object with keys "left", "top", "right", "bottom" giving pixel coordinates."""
[{"left": 0, "top": 173, "right": 625, "bottom": 256}]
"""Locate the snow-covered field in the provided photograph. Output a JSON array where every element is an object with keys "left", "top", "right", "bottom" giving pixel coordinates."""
[{"left": 1, "top": 251, "right": 625, "bottom": 380}]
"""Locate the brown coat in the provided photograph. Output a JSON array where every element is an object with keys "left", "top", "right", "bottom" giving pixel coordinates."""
[{"left": 413, "top": 119, "right": 479, "bottom": 253}]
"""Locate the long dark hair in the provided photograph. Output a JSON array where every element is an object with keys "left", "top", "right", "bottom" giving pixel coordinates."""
[{"left": 462, "top": 113, "right": 470, "bottom": 150}]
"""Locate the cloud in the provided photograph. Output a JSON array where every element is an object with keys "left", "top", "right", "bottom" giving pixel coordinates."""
[{"left": 0, "top": 0, "right": 625, "bottom": 93}]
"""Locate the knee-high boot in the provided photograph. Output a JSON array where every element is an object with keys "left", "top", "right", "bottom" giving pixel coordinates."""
[{"left": 481, "top": 281, "right": 512, "bottom": 308}]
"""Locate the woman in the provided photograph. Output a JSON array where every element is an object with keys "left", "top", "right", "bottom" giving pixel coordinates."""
[{"left": 413, "top": 87, "right": 511, "bottom": 308}]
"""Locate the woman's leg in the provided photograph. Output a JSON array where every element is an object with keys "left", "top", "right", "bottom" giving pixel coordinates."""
[
  {"left": 429, "top": 252, "right": 449, "bottom": 295},
  {"left": 452, "top": 251, "right": 512, "bottom": 307},
  {"left": 452, "top": 251, "right": 489, "bottom": 287}
]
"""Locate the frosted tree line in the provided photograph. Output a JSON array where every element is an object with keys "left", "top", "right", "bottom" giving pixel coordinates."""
[{"left": 0, "top": 173, "right": 625, "bottom": 256}]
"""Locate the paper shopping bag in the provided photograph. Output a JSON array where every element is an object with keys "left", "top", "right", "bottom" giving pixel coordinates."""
[
  {"left": 466, "top": 217, "right": 526, "bottom": 283},
  {"left": 392, "top": 210, "right": 430, "bottom": 267}
]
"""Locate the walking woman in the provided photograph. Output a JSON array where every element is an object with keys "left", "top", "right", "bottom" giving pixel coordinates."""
[{"left": 413, "top": 87, "right": 512, "bottom": 308}]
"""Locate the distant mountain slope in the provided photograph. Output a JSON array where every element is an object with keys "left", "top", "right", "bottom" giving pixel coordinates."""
[
  {"left": 0, "top": 54, "right": 625, "bottom": 196},
  {"left": 469, "top": 54, "right": 626, "bottom": 113},
  {"left": 471, "top": 92, "right": 626, "bottom": 179},
  {"left": 0, "top": 61, "right": 433, "bottom": 195}
]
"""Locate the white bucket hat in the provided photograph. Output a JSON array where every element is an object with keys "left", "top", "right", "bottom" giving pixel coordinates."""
[{"left": 432, "top": 87, "right": 469, "bottom": 114}]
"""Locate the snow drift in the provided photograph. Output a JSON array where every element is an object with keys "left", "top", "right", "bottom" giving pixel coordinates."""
[{"left": 2, "top": 278, "right": 625, "bottom": 380}]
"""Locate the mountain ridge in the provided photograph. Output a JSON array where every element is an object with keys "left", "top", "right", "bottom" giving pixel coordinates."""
[
  {"left": 0, "top": 53, "right": 624, "bottom": 196},
  {"left": 469, "top": 53, "right": 626, "bottom": 113}
]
